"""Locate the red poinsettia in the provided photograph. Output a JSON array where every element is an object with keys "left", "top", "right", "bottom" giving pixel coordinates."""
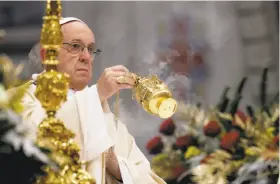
[
  {"left": 270, "top": 135, "right": 279, "bottom": 149},
  {"left": 146, "top": 136, "right": 164, "bottom": 154},
  {"left": 236, "top": 110, "right": 247, "bottom": 122},
  {"left": 159, "top": 118, "right": 176, "bottom": 136},
  {"left": 232, "top": 110, "right": 248, "bottom": 126},
  {"left": 220, "top": 130, "right": 240, "bottom": 150},
  {"left": 175, "top": 135, "right": 196, "bottom": 152},
  {"left": 200, "top": 155, "right": 213, "bottom": 164},
  {"left": 203, "top": 121, "right": 221, "bottom": 137},
  {"left": 273, "top": 135, "right": 279, "bottom": 146},
  {"left": 172, "top": 165, "right": 187, "bottom": 178}
]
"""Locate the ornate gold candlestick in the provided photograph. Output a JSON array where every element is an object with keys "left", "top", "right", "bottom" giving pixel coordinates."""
[
  {"left": 35, "top": 0, "right": 94, "bottom": 183},
  {"left": 117, "top": 73, "right": 177, "bottom": 119}
]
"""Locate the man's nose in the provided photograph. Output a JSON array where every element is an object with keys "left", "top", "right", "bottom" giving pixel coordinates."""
[{"left": 80, "top": 47, "right": 92, "bottom": 61}]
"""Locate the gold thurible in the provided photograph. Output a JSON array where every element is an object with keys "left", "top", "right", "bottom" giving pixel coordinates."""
[
  {"left": 118, "top": 73, "right": 177, "bottom": 119},
  {"left": 35, "top": 0, "right": 95, "bottom": 183}
]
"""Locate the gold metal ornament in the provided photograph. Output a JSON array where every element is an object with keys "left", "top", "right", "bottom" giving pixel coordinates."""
[
  {"left": 117, "top": 72, "right": 177, "bottom": 119},
  {"left": 34, "top": 0, "right": 95, "bottom": 183}
]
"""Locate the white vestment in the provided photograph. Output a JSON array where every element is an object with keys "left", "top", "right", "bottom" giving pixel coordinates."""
[{"left": 18, "top": 81, "right": 166, "bottom": 184}]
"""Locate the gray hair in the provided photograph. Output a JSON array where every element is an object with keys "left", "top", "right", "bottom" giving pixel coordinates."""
[
  {"left": 28, "top": 42, "right": 44, "bottom": 74},
  {"left": 16, "top": 43, "right": 44, "bottom": 80}
]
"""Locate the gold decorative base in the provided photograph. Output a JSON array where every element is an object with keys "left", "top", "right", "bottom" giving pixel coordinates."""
[
  {"left": 130, "top": 73, "right": 177, "bottom": 118},
  {"left": 36, "top": 116, "right": 95, "bottom": 184},
  {"left": 36, "top": 163, "right": 95, "bottom": 184}
]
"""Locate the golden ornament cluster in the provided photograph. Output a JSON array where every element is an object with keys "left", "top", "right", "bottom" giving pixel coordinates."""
[
  {"left": 34, "top": 0, "right": 95, "bottom": 183},
  {"left": 116, "top": 72, "right": 177, "bottom": 119}
]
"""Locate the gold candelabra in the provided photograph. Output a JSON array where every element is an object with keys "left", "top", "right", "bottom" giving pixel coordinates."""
[
  {"left": 35, "top": 0, "right": 95, "bottom": 183},
  {"left": 117, "top": 73, "right": 177, "bottom": 119}
]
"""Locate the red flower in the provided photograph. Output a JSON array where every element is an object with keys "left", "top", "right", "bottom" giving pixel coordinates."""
[
  {"left": 172, "top": 165, "right": 187, "bottom": 178},
  {"left": 236, "top": 110, "right": 247, "bottom": 122},
  {"left": 232, "top": 110, "right": 248, "bottom": 126},
  {"left": 159, "top": 118, "right": 176, "bottom": 136},
  {"left": 220, "top": 131, "right": 240, "bottom": 150},
  {"left": 272, "top": 135, "right": 279, "bottom": 148},
  {"left": 175, "top": 135, "right": 195, "bottom": 152},
  {"left": 200, "top": 155, "right": 213, "bottom": 164},
  {"left": 146, "top": 136, "right": 164, "bottom": 154},
  {"left": 203, "top": 121, "right": 221, "bottom": 137}
]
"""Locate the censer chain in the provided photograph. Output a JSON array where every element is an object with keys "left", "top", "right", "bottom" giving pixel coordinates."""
[{"left": 114, "top": 90, "right": 120, "bottom": 124}]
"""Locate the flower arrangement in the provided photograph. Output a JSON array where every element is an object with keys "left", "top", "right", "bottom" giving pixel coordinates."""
[
  {"left": 0, "top": 56, "right": 57, "bottom": 184},
  {"left": 146, "top": 68, "right": 279, "bottom": 184}
]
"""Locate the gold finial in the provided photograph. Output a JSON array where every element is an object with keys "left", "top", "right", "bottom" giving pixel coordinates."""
[
  {"left": 117, "top": 73, "right": 177, "bottom": 119},
  {"left": 40, "top": 0, "right": 62, "bottom": 66},
  {"left": 35, "top": 0, "right": 95, "bottom": 183}
]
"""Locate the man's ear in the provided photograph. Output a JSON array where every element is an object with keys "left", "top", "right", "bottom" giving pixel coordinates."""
[{"left": 40, "top": 47, "right": 46, "bottom": 63}]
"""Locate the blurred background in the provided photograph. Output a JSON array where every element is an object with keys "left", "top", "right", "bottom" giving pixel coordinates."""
[{"left": 0, "top": 1, "right": 278, "bottom": 159}]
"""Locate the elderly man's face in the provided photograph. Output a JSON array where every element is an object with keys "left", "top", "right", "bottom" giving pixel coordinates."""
[{"left": 57, "top": 21, "right": 95, "bottom": 90}]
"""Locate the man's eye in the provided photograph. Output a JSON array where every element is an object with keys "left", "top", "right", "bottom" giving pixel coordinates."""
[
  {"left": 71, "top": 44, "right": 81, "bottom": 50},
  {"left": 88, "top": 47, "right": 95, "bottom": 53}
]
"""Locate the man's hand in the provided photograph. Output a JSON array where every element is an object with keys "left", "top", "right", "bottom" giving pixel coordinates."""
[
  {"left": 106, "top": 147, "right": 122, "bottom": 181},
  {"left": 97, "top": 65, "right": 133, "bottom": 103}
]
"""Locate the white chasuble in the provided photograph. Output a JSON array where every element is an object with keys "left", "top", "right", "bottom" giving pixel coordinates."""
[
  {"left": 19, "top": 83, "right": 113, "bottom": 184},
  {"left": 16, "top": 75, "right": 166, "bottom": 184}
]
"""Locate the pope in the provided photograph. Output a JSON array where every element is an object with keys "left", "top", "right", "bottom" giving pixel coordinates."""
[{"left": 18, "top": 17, "right": 166, "bottom": 184}]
